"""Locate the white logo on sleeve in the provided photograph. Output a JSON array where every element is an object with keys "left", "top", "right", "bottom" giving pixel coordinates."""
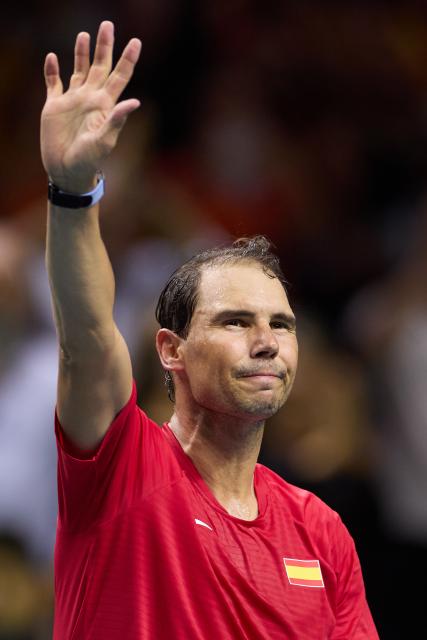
[{"left": 195, "top": 518, "right": 213, "bottom": 531}]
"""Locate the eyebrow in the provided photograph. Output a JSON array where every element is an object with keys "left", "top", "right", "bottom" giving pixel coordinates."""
[{"left": 211, "top": 309, "right": 297, "bottom": 329}]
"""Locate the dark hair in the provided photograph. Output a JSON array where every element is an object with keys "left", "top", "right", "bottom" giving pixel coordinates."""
[{"left": 155, "top": 235, "right": 288, "bottom": 401}]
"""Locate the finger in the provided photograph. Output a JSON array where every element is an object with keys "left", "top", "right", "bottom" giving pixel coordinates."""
[
  {"left": 69, "top": 32, "right": 90, "bottom": 89},
  {"left": 98, "top": 98, "right": 141, "bottom": 150},
  {"left": 104, "top": 38, "right": 141, "bottom": 103},
  {"left": 110, "top": 98, "right": 141, "bottom": 126},
  {"left": 44, "top": 52, "right": 63, "bottom": 97},
  {"left": 86, "top": 20, "right": 115, "bottom": 87}
]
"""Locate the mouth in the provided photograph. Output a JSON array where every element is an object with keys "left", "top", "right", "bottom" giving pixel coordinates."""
[
  {"left": 236, "top": 371, "right": 286, "bottom": 389},
  {"left": 237, "top": 370, "right": 285, "bottom": 380},
  {"left": 237, "top": 373, "right": 285, "bottom": 394},
  {"left": 242, "top": 374, "right": 280, "bottom": 379}
]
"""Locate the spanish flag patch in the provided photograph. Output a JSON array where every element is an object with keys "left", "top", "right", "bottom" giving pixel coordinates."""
[{"left": 283, "top": 558, "right": 324, "bottom": 588}]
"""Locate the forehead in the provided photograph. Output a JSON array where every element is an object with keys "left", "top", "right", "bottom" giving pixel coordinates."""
[{"left": 195, "top": 262, "right": 292, "bottom": 315}]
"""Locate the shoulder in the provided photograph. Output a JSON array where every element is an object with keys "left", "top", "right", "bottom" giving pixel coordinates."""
[
  {"left": 257, "top": 463, "right": 348, "bottom": 543},
  {"left": 56, "top": 382, "right": 165, "bottom": 461}
]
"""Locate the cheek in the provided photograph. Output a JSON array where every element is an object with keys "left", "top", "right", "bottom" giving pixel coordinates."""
[
  {"left": 182, "top": 343, "right": 230, "bottom": 406},
  {"left": 280, "top": 336, "right": 299, "bottom": 372},
  {"left": 184, "top": 336, "right": 236, "bottom": 382},
  {"left": 183, "top": 337, "right": 217, "bottom": 379}
]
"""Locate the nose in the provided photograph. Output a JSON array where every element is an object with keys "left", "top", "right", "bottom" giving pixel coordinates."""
[{"left": 250, "top": 324, "right": 279, "bottom": 359}]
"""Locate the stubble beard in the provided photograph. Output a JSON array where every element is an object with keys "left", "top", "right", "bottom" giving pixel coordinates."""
[{"left": 230, "top": 380, "right": 292, "bottom": 421}]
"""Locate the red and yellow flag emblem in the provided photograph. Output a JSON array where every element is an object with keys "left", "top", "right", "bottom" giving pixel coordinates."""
[{"left": 283, "top": 558, "right": 324, "bottom": 588}]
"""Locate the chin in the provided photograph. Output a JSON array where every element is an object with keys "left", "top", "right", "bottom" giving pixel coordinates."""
[
  {"left": 238, "top": 396, "right": 285, "bottom": 420},
  {"left": 232, "top": 379, "right": 293, "bottom": 420}
]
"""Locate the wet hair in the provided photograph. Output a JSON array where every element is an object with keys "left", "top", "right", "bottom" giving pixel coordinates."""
[{"left": 155, "top": 235, "right": 288, "bottom": 401}]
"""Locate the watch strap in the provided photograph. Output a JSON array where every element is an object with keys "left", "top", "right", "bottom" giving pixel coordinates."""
[{"left": 48, "top": 173, "right": 105, "bottom": 209}]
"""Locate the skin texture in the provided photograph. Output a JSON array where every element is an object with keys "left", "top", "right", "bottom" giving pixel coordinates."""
[
  {"left": 157, "top": 262, "right": 298, "bottom": 519},
  {"left": 42, "top": 22, "right": 140, "bottom": 449},
  {"left": 41, "top": 21, "right": 142, "bottom": 192}
]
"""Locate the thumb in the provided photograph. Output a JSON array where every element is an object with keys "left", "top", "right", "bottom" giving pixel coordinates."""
[{"left": 98, "top": 98, "right": 141, "bottom": 152}]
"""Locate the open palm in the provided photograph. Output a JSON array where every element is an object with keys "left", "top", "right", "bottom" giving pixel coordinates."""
[{"left": 41, "top": 21, "right": 141, "bottom": 193}]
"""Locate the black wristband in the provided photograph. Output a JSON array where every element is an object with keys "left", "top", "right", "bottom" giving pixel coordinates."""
[{"left": 48, "top": 173, "right": 104, "bottom": 209}]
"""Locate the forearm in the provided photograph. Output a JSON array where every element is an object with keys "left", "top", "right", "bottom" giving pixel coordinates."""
[
  {"left": 46, "top": 202, "right": 117, "bottom": 360},
  {"left": 40, "top": 21, "right": 139, "bottom": 446}
]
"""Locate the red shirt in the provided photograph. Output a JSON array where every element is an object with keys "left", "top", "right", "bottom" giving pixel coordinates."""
[{"left": 54, "top": 384, "right": 378, "bottom": 639}]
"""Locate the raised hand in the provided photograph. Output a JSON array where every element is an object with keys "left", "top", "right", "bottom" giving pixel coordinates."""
[{"left": 41, "top": 21, "right": 141, "bottom": 193}]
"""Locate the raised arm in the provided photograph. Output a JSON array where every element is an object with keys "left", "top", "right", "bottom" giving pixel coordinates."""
[{"left": 41, "top": 21, "right": 141, "bottom": 450}]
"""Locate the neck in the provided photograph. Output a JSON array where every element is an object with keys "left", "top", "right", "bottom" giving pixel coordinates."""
[{"left": 169, "top": 402, "right": 264, "bottom": 520}]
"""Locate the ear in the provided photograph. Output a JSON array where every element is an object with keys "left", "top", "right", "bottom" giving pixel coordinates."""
[{"left": 156, "top": 328, "right": 185, "bottom": 372}]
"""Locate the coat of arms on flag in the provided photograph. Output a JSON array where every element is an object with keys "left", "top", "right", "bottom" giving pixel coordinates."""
[{"left": 283, "top": 557, "right": 324, "bottom": 588}]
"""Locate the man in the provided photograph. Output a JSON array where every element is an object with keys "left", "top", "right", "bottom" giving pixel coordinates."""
[{"left": 41, "top": 21, "right": 378, "bottom": 639}]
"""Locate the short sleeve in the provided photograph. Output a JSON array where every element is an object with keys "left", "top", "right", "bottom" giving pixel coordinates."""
[{"left": 55, "top": 383, "right": 146, "bottom": 532}]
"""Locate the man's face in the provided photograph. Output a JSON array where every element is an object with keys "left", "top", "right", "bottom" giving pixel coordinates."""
[{"left": 178, "top": 262, "right": 298, "bottom": 421}]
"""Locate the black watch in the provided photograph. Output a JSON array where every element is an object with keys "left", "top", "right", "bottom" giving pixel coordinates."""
[{"left": 48, "top": 173, "right": 104, "bottom": 209}]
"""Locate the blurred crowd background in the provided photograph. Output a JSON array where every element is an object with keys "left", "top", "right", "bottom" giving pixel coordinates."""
[{"left": 1, "top": 1, "right": 427, "bottom": 637}]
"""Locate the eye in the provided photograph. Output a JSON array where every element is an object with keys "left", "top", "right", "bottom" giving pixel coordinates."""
[
  {"left": 226, "top": 318, "right": 248, "bottom": 328},
  {"left": 270, "top": 320, "right": 285, "bottom": 329},
  {"left": 270, "top": 320, "right": 295, "bottom": 331}
]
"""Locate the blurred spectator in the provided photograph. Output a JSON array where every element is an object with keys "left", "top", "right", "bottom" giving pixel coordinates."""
[
  {"left": 0, "top": 533, "right": 52, "bottom": 639},
  {"left": 0, "top": 223, "right": 58, "bottom": 564},
  {"left": 344, "top": 204, "right": 427, "bottom": 638}
]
